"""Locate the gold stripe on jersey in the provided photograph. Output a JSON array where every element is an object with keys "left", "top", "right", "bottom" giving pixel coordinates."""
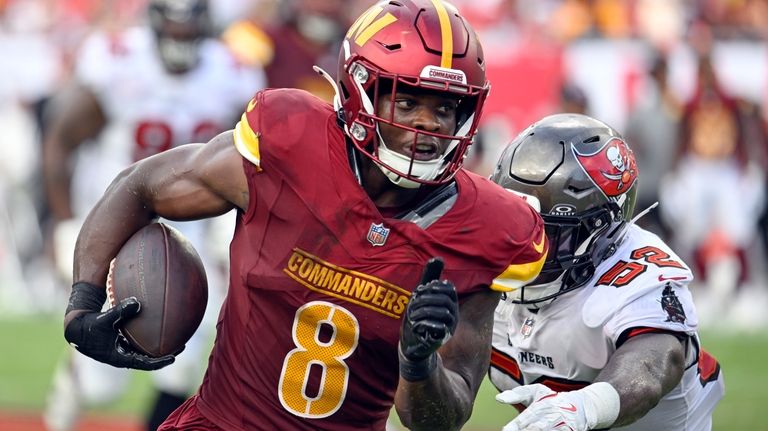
[
  {"left": 490, "top": 251, "right": 547, "bottom": 292},
  {"left": 346, "top": 5, "right": 397, "bottom": 47},
  {"left": 234, "top": 113, "right": 262, "bottom": 168},
  {"left": 284, "top": 249, "right": 410, "bottom": 319},
  {"left": 430, "top": 0, "right": 453, "bottom": 68}
]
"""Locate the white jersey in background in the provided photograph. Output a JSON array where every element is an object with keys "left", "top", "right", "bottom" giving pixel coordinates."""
[
  {"left": 44, "top": 25, "right": 265, "bottom": 431},
  {"left": 490, "top": 224, "right": 724, "bottom": 431},
  {"left": 71, "top": 25, "right": 263, "bottom": 217}
]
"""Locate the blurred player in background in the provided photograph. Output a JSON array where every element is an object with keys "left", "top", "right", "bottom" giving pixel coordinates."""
[
  {"left": 41, "top": 0, "right": 265, "bottom": 429},
  {"left": 221, "top": 0, "right": 353, "bottom": 101},
  {"left": 659, "top": 53, "right": 765, "bottom": 323},
  {"left": 488, "top": 114, "right": 724, "bottom": 430},
  {"left": 558, "top": 81, "right": 589, "bottom": 115},
  {"left": 624, "top": 53, "right": 681, "bottom": 241},
  {"left": 59, "top": 1, "right": 549, "bottom": 429}
]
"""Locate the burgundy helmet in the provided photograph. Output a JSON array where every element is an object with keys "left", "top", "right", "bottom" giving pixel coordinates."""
[{"left": 335, "top": 0, "right": 489, "bottom": 187}]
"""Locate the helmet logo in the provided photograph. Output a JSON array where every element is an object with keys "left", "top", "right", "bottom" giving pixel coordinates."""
[
  {"left": 550, "top": 204, "right": 576, "bottom": 216},
  {"left": 345, "top": 5, "right": 397, "bottom": 47},
  {"left": 574, "top": 138, "right": 637, "bottom": 197}
]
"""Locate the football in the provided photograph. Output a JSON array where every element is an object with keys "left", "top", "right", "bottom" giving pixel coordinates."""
[{"left": 107, "top": 222, "right": 208, "bottom": 357}]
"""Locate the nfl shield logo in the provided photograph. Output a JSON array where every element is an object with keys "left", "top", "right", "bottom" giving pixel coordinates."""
[
  {"left": 520, "top": 316, "right": 535, "bottom": 338},
  {"left": 367, "top": 223, "right": 390, "bottom": 247}
]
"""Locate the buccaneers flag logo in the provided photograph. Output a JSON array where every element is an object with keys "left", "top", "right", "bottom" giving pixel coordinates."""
[{"left": 574, "top": 137, "right": 638, "bottom": 197}]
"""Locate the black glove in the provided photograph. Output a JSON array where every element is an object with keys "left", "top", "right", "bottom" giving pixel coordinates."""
[
  {"left": 399, "top": 258, "right": 459, "bottom": 381},
  {"left": 64, "top": 282, "right": 175, "bottom": 371}
]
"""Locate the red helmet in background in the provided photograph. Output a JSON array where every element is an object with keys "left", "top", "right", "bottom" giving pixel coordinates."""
[{"left": 335, "top": 0, "right": 489, "bottom": 187}]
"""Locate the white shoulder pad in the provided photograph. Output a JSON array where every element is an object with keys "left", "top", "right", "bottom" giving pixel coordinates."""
[{"left": 582, "top": 225, "right": 693, "bottom": 328}]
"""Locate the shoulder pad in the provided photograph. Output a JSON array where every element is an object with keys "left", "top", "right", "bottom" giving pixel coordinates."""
[
  {"left": 582, "top": 225, "right": 693, "bottom": 327},
  {"left": 234, "top": 93, "right": 262, "bottom": 167},
  {"left": 233, "top": 88, "right": 335, "bottom": 170},
  {"left": 491, "top": 196, "right": 549, "bottom": 292}
]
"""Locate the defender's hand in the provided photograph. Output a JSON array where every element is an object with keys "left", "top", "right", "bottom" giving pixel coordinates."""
[
  {"left": 64, "top": 283, "right": 175, "bottom": 371},
  {"left": 496, "top": 383, "right": 619, "bottom": 431},
  {"left": 399, "top": 258, "right": 459, "bottom": 381}
]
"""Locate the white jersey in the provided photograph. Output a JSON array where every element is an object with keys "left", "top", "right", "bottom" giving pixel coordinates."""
[
  {"left": 51, "top": 27, "right": 264, "bottom": 412},
  {"left": 490, "top": 224, "right": 724, "bottom": 431},
  {"left": 70, "top": 26, "right": 264, "bottom": 218}
]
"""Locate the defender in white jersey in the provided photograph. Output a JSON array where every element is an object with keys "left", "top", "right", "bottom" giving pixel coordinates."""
[
  {"left": 41, "top": 1, "right": 265, "bottom": 430},
  {"left": 487, "top": 114, "right": 724, "bottom": 431}
]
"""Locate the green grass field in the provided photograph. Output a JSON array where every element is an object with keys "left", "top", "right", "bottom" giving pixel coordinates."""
[{"left": 1, "top": 314, "right": 764, "bottom": 430}]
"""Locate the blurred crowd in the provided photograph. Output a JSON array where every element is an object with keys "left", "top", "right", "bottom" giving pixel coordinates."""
[{"left": 1, "top": 0, "right": 767, "bottom": 332}]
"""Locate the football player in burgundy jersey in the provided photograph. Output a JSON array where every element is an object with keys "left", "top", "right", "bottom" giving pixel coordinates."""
[
  {"left": 489, "top": 114, "right": 724, "bottom": 431},
  {"left": 61, "top": 1, "right": 548, "bottom": 430}
]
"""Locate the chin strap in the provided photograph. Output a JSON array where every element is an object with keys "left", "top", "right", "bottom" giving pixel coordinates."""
[{"left": 374, "top": 127, "right": 442, "bottom": 188}]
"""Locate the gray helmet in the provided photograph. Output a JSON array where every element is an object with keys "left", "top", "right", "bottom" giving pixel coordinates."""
[{"left": 490, "top": 113, "right": 638, "bottom": 304}]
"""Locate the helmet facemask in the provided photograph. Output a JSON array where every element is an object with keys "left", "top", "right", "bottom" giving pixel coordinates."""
[
  {"left": 340, "top": 53, "right": 487, "bottom": 188},
  {"left": 511, "top": 203, "right": 625, "bottom": 306}
]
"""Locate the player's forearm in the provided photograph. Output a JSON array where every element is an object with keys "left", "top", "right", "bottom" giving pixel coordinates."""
[
  {"left": 73, "top": 167, "right": 157, "bottom": 285},
  {"left": 395, "top": 356, "right": 474, "bottom": 431},
  {"left": 596, "top": 333, "right": 685, "bottom": 426}
]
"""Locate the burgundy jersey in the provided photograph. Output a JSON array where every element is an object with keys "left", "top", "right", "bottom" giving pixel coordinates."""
[{"left": 195, "top": 88, "right": 546, "bottom": 430}]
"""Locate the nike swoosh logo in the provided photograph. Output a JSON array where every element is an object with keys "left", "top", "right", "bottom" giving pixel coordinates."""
[
  {"left": 532, "top": 230, "right": 546, "bottom": 254},
  {"left": 658, "top": 275, "right": 687, "bottom": 282},
  {"left": 560, "top": 403, "right": 577, "bottom": 412},
  {"left": 247, "top": 98, "right": 257, "bottom": 112}
]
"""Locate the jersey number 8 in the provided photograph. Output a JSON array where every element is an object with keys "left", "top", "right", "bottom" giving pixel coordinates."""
[{"left": 278, "top": 301, "right": 360, "bottom": 418}]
